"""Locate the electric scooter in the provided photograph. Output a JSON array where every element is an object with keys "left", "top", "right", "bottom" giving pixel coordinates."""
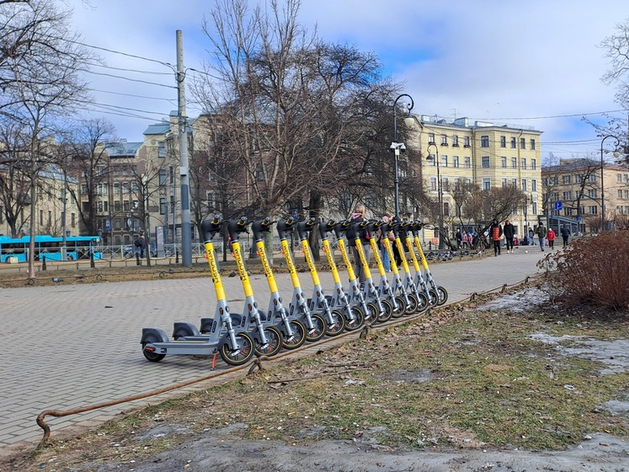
[
  {"left": 365, "top": 219, "right": 404, "bottom": 320},
  {"left": 296, "top": 218, "right": 346, "bottom": 336},
  {"left": 348, "top": 219, "right": 392, "bottom": 323},
  {"left": 318, "top": 219, "right": 364, "bottom": 331},
  {"left": 333, "top": 220, "right": 380, "bottom": 325},
  {"left": 394, "top": 221, "right": 438, "bottom": 313},
  {"left": 410, "top": 221, "right": 449, "bottom": 305},
  {"left": 140, "top": 216, "right": 255, "bottom": 366},
  {"left": 388, "top": 218, "right": 429, "bottom": 314},
  {"left": 276, "top": 218, "right": 327, "bottom": 342},
  {"left": 251, "top": 217, "right": 307, "bottom": 350},
  {"left": 376, "top": 219, "right": 416, "bottom": 316}
]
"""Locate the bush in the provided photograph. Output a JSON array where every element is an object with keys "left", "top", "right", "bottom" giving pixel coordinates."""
[{"left": 539, "top": 231, "right": 629, "bottom": 310}]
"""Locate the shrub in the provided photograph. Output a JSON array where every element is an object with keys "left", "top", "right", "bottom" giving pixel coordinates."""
[{"left": 539, "top": 231, "right": 629, "bottom": 311}]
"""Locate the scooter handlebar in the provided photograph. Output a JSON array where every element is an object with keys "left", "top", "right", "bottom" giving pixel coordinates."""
[
  {"left": 276, "top": 217, "right": 297, "bottom": 240},
  {"left": 201, "top": 215, "right": 224, "bottom": 243},
  {"left": 333, "top": 220, "right": 350, "bottom": 239},
  {"left": 251, "top": 217, "right": 273, "bottom": 242},
  {"left": 226, "top": 217, "right": 249, "bottom": 242},
  {"left": 318, "top": 219, "right": 335, "bottom": 240},
  {"left": 296, "top": 217, "right": 316, "bottom": 240}
]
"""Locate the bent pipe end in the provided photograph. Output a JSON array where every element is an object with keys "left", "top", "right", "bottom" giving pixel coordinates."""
[{"left": 201, "top": 216, "right": 223, "bottom": 243}]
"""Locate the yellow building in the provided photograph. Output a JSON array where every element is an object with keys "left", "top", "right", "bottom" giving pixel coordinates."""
[{"left": 410, "top": 115, "right": 543, "bottom": 239}]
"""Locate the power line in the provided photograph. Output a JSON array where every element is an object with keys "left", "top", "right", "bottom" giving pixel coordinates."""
[
  {"left": 83, "top": 69, "right": 176, "bottom": 89},
  {"left": 63, "top": 38, "right": 175, "bottom": 70}
]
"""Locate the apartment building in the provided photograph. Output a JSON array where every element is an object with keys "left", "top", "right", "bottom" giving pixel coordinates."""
[
  {"left": 411, "top": 115, "right": 543, "bottom": 238},
  {"left": 542, "top": 158, "right": 629, "bottom": 233}
]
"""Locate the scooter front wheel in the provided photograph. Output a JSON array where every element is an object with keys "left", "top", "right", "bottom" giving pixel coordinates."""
[
  {"left": 305, "top": 313, "right": 327, "bottom": 342},
  {"left": 325, "top": 310, "right": 346, "bottom": 336},
  {"left": 377, "top": 299, "right": 393, "bottom": 323},
  {"left": 415, "top": 292, "right": 429, "bottom": 313},
  {"left": 404, "top": 293, "right": 419, "bottom": 315},
  {"left": 254, "top": 326, "right": 283, "bottom": 357},
  {"left": 220, "top": 332, "right": 255, "bottom": 366},
  {"left": 282, "top": 320, "right": 307, "bottom": 350},
  {"left": 364, "top": 302, "right": 379, "bottom": 324},
  {"left": 391, "top": 295, "right": 406, "bottom": 319},
  {"left": 344, "top": 306, "right": 365, "bottom": 331},
  {"left": 436, "top": 286, "right": 448, "bottom": 305}
]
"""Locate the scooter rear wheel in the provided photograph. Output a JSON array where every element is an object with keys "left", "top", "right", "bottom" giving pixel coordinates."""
[
  {"left": 142, "top": 333, "right": 166, "bottom": 362},
  {"left": 282, "top": 320, "right": 307, "bottom": 350},
  {"left": 254, "top": 326, "right": 283, "bottom": 357},
  {"left": 220, "top": 332, "right": 255, "bottom": 366},
  {"left": 325, "top": 310, "right": 346, "bottom": 336},
  {"left": 305, "top": 313, "right": 327, "bottom": 342}
]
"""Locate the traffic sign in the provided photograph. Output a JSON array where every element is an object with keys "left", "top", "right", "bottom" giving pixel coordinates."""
[{"left": 554, "top": 201, "right": 562, "bottom": 211}]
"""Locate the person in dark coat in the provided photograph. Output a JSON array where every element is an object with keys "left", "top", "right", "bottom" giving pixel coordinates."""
[
  {"left": 503, "top": 219, "right": 515, "bottom": 254},
  {"left": 560, "top": 225, "right": 571, "bottom": 247}
]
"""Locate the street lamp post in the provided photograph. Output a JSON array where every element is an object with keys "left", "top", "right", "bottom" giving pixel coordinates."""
[
  {"left": 600, "top": 135, "right": 619, "bottom": 231},
  {"left": 426, "top": 143, "right": 443, "bottom": 249},
  {"left": 391, "top": 93, "right": 414, "bottom": 220}
]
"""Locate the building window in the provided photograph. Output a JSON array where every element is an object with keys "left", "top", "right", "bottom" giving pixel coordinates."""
[
  {"left": 618, "top": 174, "right": 623, "bottom": 183},
  {"left": 521, "top": 179, "right": 527, "bottom": 191},
  {"left": 530, "top": 139, "right": 536, "bottom": 150},
  {"left": 501, "top": 178, "right": 507, "bottom": 187},
  {"left": 429, "top": 177, "right": 437, "bottom": 191},
  {"left": 510, "top": 137, "right": 516, "bottom": 148},
  {"left": 452, "top": 135, "right": 459, "bottom": 146},
  {"left": 443, "top": 201, "right": 450, "bottom": 217},
  {"left": 511, "top": 157, "right": 517, "bottom": 168},
  {"left": 588, "top": 189, "right": 598, "bottom": 198},
  {"left": 160, "top": 197, "right": 167, "bottom": 215},
  {"left": 512, "top": 178, "right": 517, "bottom": 187},
  {"left": 589, "top": 206, "right": 598, "bottom": 215},
  {"left": 521, "top": 158, "right": 527, "bottom": 169},
  {"left": 532, "top": 179, "right": 537, "bottom": 192},
  {"left": 441, "top": 135, "right": 448, "bottom": 146},
  {"left": 501, "top": 156, "right": 507, "bottom": 168},
  {"left": 481, "top": 156, "right": 490, "bottom": 168},
  {"left": 123, "top": 200, "right": 130, "bottom": 212},
  {"left": 482, "top": 178, "right": 491, "bottom": 190},
  {"left": 453, "top": 155, "right": 460, "bottom": 168},
  {"left": 71, "top": 213, "right": 76, "bottom": 228},
  {"left": 441, "top": 155, "right": 448, "bottom": 168},
  {"left": 442, "top": 178, "right": 449, "bottom": 192},
  {"left": 428, "top": 133, "right": 436, "bottom": 144},
  {"left": 618, "top": 190, "right": 623, "bottom": 199},
  {"left": 159, "top": 169, "right": 167, "bottom": 186},
  {"left": 532, "top": 202, "right": 538, "bottom": 214},
  {"left": 464, "top": 157, "right": 471, "bottom": 168},
  {"left": 531, "top": 158, "right": 537, "bottom": 170},
  {"left": 500, "top": 136, "right": 506, "bottom": 148},
  {"left": 562, "top": 175, "right": 571, "bottom": 184},
  {"left": 588, "top": 173, "right": 596, "bottom": 183},
  {"left": 464, "top": 136, "right": 471, "bottom": 147},
  {"left": 158, "top": 141, "right": 166, "bottom": 158},
  {"left": 480, "top": 135, "right": 489, "bottom": 147}
]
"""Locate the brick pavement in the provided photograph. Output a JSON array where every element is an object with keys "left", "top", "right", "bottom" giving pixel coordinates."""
[{"left": 0, "top": 249, "right": 546, "bottom": 454}]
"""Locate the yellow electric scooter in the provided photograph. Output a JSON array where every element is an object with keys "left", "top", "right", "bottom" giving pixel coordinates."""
[{"left": 410, "top": 222, "right": 448, "bottom": 305}]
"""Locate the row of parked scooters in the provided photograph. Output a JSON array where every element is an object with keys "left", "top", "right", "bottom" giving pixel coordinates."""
[{"left": 141, "top": 216, "right": 448, "bottom": 367}]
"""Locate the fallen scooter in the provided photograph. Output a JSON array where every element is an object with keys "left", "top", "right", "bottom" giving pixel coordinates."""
[{"left": 140, "top": 216, "right": 255, "bottom": 366}]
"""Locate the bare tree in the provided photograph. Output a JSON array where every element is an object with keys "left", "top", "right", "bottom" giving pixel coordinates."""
[
  {"left": 0, "top": 116, "right": 30, "bottom": 236},
  {"left": 1, "top": 0, "right": 92, "bottom": 277}
]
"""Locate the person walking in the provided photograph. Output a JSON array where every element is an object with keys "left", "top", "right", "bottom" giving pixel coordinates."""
[
  {"left": 490, "top": 218, "right": 503, "bottom": 256},
  {"left": 546, "top": 228, "right": 556, "bottom": 250},
  {"left": 347, "top": 205, "right": 370, "bottom": 285},
  {"left": 455, "top": 229, "right": 462, "bottom": 249},
  {"left": 503, "top": 219, "right": 515, "bottom": 254},
  {"left": 536, "top": 223, "right": 547, "bottom": 252},
  {"left": 528, "top": 227, "right": 535, "bottom": 246},
  {"left": 560, "top": 225, "right": 570, "bottom": 247},
  {"left": 135, "top": 232, "right": 146, "bottom": 258}
]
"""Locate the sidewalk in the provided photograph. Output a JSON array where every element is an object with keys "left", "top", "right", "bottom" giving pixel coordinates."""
[{"left": 0, "top": 249, "right": 546, "bottom": 453}]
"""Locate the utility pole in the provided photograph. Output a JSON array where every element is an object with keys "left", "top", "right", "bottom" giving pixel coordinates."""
[{"left": 176, "top": 30, "right": 192, "bottom": 267}]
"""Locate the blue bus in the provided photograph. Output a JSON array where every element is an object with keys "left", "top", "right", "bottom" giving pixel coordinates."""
[{"left": 0, "top": 235, "right": 102, "bottom": 263}]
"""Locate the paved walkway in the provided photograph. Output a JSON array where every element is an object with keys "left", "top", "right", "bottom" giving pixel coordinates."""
[{"left": 0, "top": 249, "right": 548, "bottom": 453}]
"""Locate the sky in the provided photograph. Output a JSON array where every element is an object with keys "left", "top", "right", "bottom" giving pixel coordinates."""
[{"left": 65, "top": 0, "right": 629, "bottom": 163}]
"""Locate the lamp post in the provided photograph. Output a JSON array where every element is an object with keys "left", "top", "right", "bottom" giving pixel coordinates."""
[
  {"left": 600, "top": 135, "right": 619, "bottom": 231},
  {"left": 425, "top": 143, "right": 443, "bottom": 249},
  {"left": 391, "top": 93, "right": 414, "bottom": 219}
]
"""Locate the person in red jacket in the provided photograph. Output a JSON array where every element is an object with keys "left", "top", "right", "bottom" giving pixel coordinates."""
[
  {"left": 546, "top": 227, "right": 556, "bottom": 250},
  {"left": 490, "top": 218, "right": 503, "bottom": 256}
]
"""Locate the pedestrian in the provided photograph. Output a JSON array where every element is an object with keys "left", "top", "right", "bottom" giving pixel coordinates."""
[
  {"left": 377, "top": 213, "right": 395, "bottom": 272},
  {"left": 560, "top": 225, "right": 570, "bottom": 247},
  {"left": 455, "top": 229, "right": 462, "bottom": 249},
  {"left": 347, "top": 204, "right": 371, "bottom": 285},
  {"left": 490, "top": 218, "right": 502, "bottom": 256},
  {"left": 135, "top": 232, "right": 146, "bottom": 258},
  {"left": 461, "top": 231, "right": 470, "bottom": 249},
  {"left": 547, "top": 228, "right": 556, "bottom": 250},
  {"left": 528, "top": 227, "right": 535, "bottom": 246},
  {"left": 536, "top": 223, "right": 547, "bottom": 251},
  {"left": 503, "top": 219, "right": 515, "bottom": 254}
]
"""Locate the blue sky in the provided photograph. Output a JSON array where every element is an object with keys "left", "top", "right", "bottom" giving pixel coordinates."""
[{"left": 68, "top": 0, "right": 629, "bottom": 162}]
